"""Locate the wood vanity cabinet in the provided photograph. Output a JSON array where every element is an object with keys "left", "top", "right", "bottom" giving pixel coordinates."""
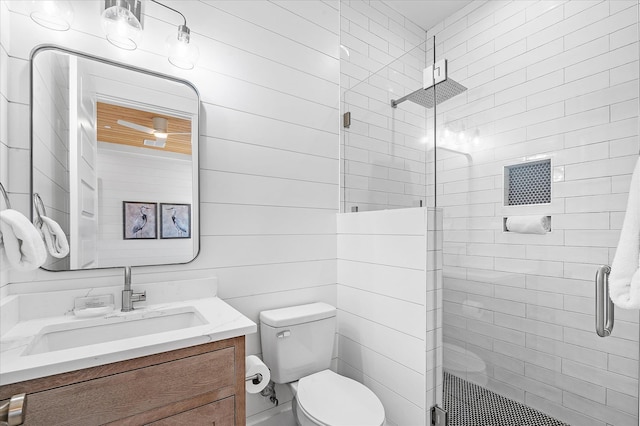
[{"left": 0, "top": 336, "right": 246, "bottom": 425}]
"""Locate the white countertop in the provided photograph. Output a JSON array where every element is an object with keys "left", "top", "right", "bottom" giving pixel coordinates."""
[{"left": 0, "top": 277, "right": 257, "bottom": 385}]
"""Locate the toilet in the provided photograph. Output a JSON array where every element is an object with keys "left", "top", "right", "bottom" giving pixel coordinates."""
[{"left": 260, "top": 303, "right": 385, "bottom": 426}]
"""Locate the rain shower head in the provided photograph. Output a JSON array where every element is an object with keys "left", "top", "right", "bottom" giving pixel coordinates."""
[
  {"left": 391, "top": 59, "right": 467, "bottom": 109},
  {"left": 391, "top": 78, "right": 467, "bottom": 109}
]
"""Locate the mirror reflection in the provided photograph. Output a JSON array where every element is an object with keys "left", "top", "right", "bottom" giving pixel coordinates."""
[{"left": 31, "top": 47, "right": 199, "bottom": 271}]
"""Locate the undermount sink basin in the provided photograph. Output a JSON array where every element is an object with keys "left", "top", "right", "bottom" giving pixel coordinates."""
[
  {"left": 1, "top": 278, "right": 258, "bottom": 386},
  {"left": 23, "top": 308, "right": 207, "bottom": 356}
]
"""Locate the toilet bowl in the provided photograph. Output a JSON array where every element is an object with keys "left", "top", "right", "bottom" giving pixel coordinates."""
[
  {"left": 259, "top": 303, "right": 386, "bottom": 426},
  {"left": 289, "top": 370, "right": 385, "bottom": 426},
  {"left": 443, "top": 343, "right": 487, "bottom": 385}
]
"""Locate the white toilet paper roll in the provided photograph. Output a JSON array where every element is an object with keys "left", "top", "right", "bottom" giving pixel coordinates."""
[{"left": 245, "top": 355, "right": 271, "bottom": 394}]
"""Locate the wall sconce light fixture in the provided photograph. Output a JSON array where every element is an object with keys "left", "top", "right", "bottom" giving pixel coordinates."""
[
  {"left": 167, "top": 23, "right": 199, "bottom": 70},
  {"left": 101, "top": 0, "right": 143, "bottom": 51},
  {"left": 151, "top": 0, "right": 199, "bottom": 70},
  {"left": 30, "top": 0, "right": 74, "bottom": 31},
  {"left": 31, "top": 0, "right": 197, "bottom": 69}
]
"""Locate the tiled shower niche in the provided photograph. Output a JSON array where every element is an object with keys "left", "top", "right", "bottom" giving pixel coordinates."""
[{"left": 504, "top": 159, "right": 552, "bottom": 206}]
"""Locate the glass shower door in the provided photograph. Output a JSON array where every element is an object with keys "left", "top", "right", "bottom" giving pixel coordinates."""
[{"left": 435, "top": 1, "right": 640, "bottom": 425}]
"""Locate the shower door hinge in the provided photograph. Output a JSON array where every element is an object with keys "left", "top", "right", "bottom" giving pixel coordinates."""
[
  {"left": 424, "top": 59, "right": 447, "bottom": 90},
  {"left": 343, "top": 111, "right": 351, "bottom": 128},
  {"left": 431, "top": 405, "right": 448, "bottom": 426}
]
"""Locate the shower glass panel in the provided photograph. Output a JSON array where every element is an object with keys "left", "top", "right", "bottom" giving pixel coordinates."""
[
  {"left": 434, "top": 1, "right": 640, "bottom": 425},
  {"left": 341, "top": 40, "right": 435, "bottom": 212},
  {"left": 340, "top": 36, "right": 444, "bottom": 426}
]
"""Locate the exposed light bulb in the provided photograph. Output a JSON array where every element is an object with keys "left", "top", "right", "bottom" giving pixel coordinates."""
[
  {"left": 101, "top": 0, "right": 143, "bottom": 50},
  {"left": 30, "top": 0, "right": 73, "bottom": 31},
  {"left": 472, "top": 129, "right": 480, "bottom": 145},
  {"left": 167, "top": 25, "right": 199, "bottom": 70}
]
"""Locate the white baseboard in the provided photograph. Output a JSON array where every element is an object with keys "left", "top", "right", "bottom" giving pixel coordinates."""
[{"left": 247, "top": 401, "right": 295, "bottom": 426}]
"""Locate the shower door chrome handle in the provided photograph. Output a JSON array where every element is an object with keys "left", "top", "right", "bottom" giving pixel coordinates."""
[{"left": 595, "top": 265, "right": 614, "bottom": 337}]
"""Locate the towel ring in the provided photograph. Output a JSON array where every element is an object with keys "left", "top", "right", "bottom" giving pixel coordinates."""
[
  {"left": 0, "top": 182, "right": 10, "bottom": 210},
  {"left": 33, "top": 193, "right": 47, "bottom": 227}
]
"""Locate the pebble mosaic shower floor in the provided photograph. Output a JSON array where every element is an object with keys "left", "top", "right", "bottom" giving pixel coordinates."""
[{"left": 443, "top": 372, "right": 569, "bottom": 426}]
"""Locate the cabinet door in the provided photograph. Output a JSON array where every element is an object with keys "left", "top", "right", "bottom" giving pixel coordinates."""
[
  {"left": 21, "top": 347, "right": 235, "bottom": 425},
  {"left": 149, "top": 396, "right": 235, "bottom": 426}
]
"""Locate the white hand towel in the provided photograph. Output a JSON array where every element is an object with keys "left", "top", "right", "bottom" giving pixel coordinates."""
[
  {"left": 37, "top": 215, "right": 69, "bottom": 258},
  {"left": 0, "top": 209, "right": 47, "bottom": 271},
  {"left": 505, "top": 215, "right": 550, "bottom": 234},
  {"left": 609, "top": 156, "right": 640, "bottom": 310}
]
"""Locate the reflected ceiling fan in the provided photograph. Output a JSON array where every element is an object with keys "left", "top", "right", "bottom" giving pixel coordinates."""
[{"left": 117, "top": 117, "right": 190, "bottom": 148}]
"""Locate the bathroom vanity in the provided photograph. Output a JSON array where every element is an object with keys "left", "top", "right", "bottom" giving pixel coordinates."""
[
  {"left": 0, "top": 43, "right": 260, "bottom": 425},
  {"left": 0, "top": 278, "right": 257, "bottom": 425},
  {"left": 0, "top": 336, "right": 244, "bottom": 425}
]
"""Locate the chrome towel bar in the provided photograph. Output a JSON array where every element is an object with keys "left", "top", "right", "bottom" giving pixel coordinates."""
[{"left": 0, "top": 182, "right": 10, "bottom": 210}]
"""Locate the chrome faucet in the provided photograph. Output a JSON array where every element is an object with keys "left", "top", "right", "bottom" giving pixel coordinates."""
[{"left": 121, "top": 266, "right": 146, "bottom": 312}]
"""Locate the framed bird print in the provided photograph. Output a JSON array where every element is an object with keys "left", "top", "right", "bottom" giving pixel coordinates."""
[
  {"left": 123, "top": 201, "right": 157, "bottom": 239},
  {"left": 160, "top": 203, "right": 191, "bottom": 239}
]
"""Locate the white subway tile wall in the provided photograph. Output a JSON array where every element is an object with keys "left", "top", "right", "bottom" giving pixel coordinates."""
[
  {"left": 428, "top": 1, "right": 639, "bottom": 425},
  {"left": 341, "top": 0, "right": 430, "bottom": 212},
  {"left": 0, "top": 1, "right": 339, "bottom": 422},
  {"left": 337, "top": 208, "right": 442, "bottom": 426}
]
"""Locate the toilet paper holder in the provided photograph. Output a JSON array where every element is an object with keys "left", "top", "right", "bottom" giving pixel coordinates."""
[{"left": 246, "top": 373, "right": 264, "bottom": 385}]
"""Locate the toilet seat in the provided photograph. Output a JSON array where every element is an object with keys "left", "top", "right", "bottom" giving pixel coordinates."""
[{"left": 296, "top": 370, "right": 385, "bottom": 426}]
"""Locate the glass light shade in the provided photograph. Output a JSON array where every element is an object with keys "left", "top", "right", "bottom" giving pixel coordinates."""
[
  {"left": 30, "top": 1, "right": 73, "bottom": 31},
  {"left": 167, "top": 27, "right": 199, "bottom": 70},
  {"left": 101, "top": 2, "right": 143, "bottom": 50}
]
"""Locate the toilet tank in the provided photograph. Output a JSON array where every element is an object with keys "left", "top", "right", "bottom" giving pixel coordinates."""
[{"left": 260, "top": 303, "right": 336, "bottom": 384}]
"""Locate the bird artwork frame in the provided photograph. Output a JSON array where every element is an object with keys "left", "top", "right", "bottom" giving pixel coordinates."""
[
  {"left": 123, "top": 201, "right": 158, "bottom": 240},
  {"left": 160, "top": 203, "right": 191, "bottom": 239}
]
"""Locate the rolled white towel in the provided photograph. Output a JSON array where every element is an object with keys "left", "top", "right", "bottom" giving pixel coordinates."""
[
  {"left": 37, "top": 215, "right": 69, "bottom": 258},
  {"left": 0, "top": 209, "right": 47, "bottom": 271},
  {"left": 505, "top": 215, "right": 550, "bottom": 234},
  {"left": 609, "top": 157, "right": 640, "bottom": 310}
]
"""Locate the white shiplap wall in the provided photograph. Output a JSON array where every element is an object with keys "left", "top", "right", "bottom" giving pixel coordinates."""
[
  {"left": 0, "top": 1, "right": 339, "bottom": 421},
  {"left": 31, "top": 51, "right": 71, "bottom": 271},
  {"left": 0, "top": 0, "right": 10, "bottom": 294},
  {"left": 95, "top": 145, "right": 194, "bottom": 267},
  {"left": 336, "top": 207, "right": 442, "bottom": 426},
  {"left": 429, "top": 1, "right": 640, "bottom": 425}
]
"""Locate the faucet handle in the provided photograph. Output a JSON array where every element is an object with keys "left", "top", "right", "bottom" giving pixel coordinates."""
[{"left": 132, "top": 291, "right": 146, "bottom": 303}]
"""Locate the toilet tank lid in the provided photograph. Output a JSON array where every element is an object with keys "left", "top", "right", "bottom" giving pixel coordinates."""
[{"left": 260, "top": 303, "right": 336, "bottom": 327}]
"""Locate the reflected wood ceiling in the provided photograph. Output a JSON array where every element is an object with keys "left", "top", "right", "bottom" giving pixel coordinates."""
[{"left": 96, "top": 102, "right": 192, "bottom": 155}]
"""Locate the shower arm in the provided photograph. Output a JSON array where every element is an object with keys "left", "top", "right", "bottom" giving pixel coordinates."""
[
  {"left": 391, "top": 60, "right": 448, "bottom": 108},
  {"left": 390, "top": 90, "right": 415, "bottom": 108}
]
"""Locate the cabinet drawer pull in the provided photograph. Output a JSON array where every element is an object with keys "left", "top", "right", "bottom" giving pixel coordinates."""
[{"left": 0, "top": 393, "right": 26, "bottom": 426}]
